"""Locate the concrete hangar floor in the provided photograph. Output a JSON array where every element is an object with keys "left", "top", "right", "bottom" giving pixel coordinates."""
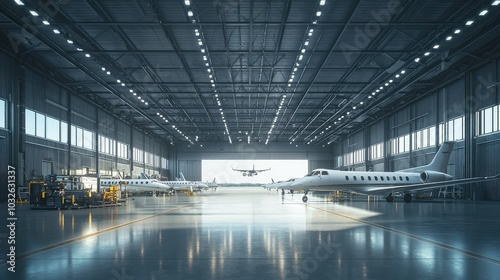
[{"left": 1, "top": 187, "right": 499, "bottom": 280}]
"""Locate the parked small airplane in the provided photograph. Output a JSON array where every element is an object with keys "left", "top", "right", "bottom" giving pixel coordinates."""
[
  {"left": 141, "top": 173, "right": 208, "bottom": 193},
  {"left": 100, "top": 178, "right": 171, "bottom": 192},
  {"left": 287, "top": 141, "right": 500, "bottom": 203},
  {"left": 232, "top": 164, "right": 271, "bottom": 177}
]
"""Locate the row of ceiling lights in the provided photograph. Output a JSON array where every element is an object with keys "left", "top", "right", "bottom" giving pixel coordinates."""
[
  {"left": 307, "top": 0, "right": 500, "bottom": 145},
  {"left": 278, "top": 0, "right": 327, "bottom": 146},
  {"left": 13, "top": 0, "right": 196, "bottom": 145},
  {"left": 184, "top": 0, "right": 232, "bottom": 145}
]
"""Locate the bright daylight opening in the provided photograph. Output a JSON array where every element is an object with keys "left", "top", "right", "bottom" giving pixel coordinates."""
[{"left": 202, "top": 159, "right": 308, "bottom": 184}]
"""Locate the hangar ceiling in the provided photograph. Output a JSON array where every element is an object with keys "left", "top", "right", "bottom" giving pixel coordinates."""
[{"left": 1, "top": 0, "right": 500, "bottom": 146}]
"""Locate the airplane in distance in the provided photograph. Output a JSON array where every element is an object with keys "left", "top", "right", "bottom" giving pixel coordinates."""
[
  {"left": 232, "top": 164, "right": 271, "bottom": 177},
  {"left": 286, "top": 141, "right": 500, "bottom": 203}
]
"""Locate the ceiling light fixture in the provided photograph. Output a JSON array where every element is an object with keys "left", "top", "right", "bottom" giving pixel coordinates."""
[
  {"left": 424, "top": 52, "right": 430, "bottom": 56},
  {"left": 446, "top": 36, "right": 453, "bottom": 41},
  {"left": 433, "top": 44, "right": 440, "bottom": 49},
  {"left": 465, "top": 20, "right": 474, "bottom": 25},
  {"left": 454, "top": 29, "right": 461, "bottom": 34},
  {"left": 320, "top": 0, "right": 326, "bottom": 5},
  {"left": 479, "top": 10, "right": 488, "bottom": 16},
  {"left": 187, "top": 11, "right": 193, "bottom": 17},
  {"left": 14, "top": 0, "right": 24, "bottom": 5},
  {"left": 316, "top": 11, "right": 322, "bottom": 17},
  {"left": 42, "top": 20, "right": 50, "bottom": 25},
  {"left": 29, "top": 10, "right": 39, "bottom": 16},
  {"left": 53, "top": 29, "right": 60, "bottom": 34}
]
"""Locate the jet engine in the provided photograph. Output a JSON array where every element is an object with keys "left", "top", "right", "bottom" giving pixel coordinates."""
[
  {"left": 243, "top": 173, "right": 247, "bottom": 176},
  {"left": 419, "top": 171, "right": 453, "bottom": 183}
]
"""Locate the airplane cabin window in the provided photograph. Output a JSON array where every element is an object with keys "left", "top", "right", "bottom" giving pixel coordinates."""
[
  {"left": 380, "top": 176, "right": 384, "bottom": 181},
  {"left": 374, "top": 176, "right": 378, "bottom": 181},
  {"left": 353, "top": 176, "right": 357, "bottom": 181},
  {"left": 345, "top": 176, "right": 349, "bottom": 180},
  {"left": 399, "top": 176, "right": 403, "bottom": 181},
  {"left": 406, "top": 176, "right": 409, "bottom": 181},
  {"left": 386, "top": 176, "right": 390, "bottom": 181},
  {"left": 393, "top": 176, "right": 397, "bottom": 181},
  {"left": 368, "top": 176, "right": 371, "bottom": 181},
  {"left": 361, "top": 176, "right": 365, "bottom": 180}
]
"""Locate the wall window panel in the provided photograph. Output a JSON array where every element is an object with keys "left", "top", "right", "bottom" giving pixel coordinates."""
[
  {"left": 26, "top": 109, "right": 36, "bottom": 135},
  {"left": 0, "top": 99, "right": 5, "bottom": 129},
  {"left": 60, "top": 121, "right": 68, "bottom": 143},
  {"left": 45, "top": 116, "right": 60, "bottom": 142},
  {"left": 36, "top": 112, "right": 45, "bottom": 138}
]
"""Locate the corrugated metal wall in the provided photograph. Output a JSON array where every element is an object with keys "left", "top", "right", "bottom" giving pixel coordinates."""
[
  {"left": 0, "top": 52, "right": 171, "bottom": 201},
  {"left": 330, "top": 58, "right": 500, "bottom": 200}
]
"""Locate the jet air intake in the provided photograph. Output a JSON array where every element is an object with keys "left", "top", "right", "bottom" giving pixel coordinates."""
[{"left": 419, "top": 171, "right": 453, "bottom": 183}]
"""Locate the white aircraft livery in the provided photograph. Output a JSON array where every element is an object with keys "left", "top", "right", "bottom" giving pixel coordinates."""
[
  {"left": 100, "top": 178, "right": 171, "bottom": 192},
  {"left": 288, "top": 141, "right": 500, "bottom": 203}
]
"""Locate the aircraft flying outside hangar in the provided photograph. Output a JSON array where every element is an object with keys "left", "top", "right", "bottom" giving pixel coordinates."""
[
  {"left": 285, "top": 142, "right": 500, "bottom": 203},
  {"left": 232, "top": 164, "right": 271, "bottom": 177}
]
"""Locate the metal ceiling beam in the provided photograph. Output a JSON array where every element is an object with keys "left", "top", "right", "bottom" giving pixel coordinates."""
[
  {"left": 66, "top": 21, "right": 457, "bottom": 27},
  {"left": 319, "top": 17, "right": 500, "bottom": 145},
  {"left": 0, "top": 2, "right": 183, "bottom": 143},
  {"left": 148, "top": 0, "right": 220, "bottom": 138}
]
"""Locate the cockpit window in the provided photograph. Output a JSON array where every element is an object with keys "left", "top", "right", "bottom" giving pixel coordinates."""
[
  {"left": 307, "top": 171, "right": 321, "bottom": 176},
  {"left": 321, "top": 171, "right": 328, "bottom": 175}
]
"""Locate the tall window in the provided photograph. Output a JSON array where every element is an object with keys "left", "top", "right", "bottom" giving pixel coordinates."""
[
  {"left": 0, "top": 99, "right": 5, "bottom": 129},
  {"left": 369, "top": 142, "right": 384, "bottom": 160},
  {"left": 117, "top": 141, "right": 129, "bottom": 159},
  {"left": 412, "top": 126, "right": 436, "bottom": 150},
  {"left": 46, "top": 116, "right": 60, "bottom": 142},
  {"left": 71, "top": 124, "right": 95, "bottom": 150},
  {"left": 439, "top": 116, "right": 464, "bottom": 143},
  {"left": 476, "top": 105, "right": 500, "bottom": 136}
]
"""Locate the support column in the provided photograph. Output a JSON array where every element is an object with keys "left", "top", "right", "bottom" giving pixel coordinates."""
[{"left": 464, "top": 72, "right": 476, "bottom": 199}]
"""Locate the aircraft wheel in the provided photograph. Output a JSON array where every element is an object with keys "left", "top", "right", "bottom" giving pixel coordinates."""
[
  {"left": 302, "top": 196, "right": 308, "bottom": 203},
  {"left": 404, "top": 193, "right": 413, "bottom": 202},
  {"left": 385, "top": 194, "right": 394, "bottom": 202}
]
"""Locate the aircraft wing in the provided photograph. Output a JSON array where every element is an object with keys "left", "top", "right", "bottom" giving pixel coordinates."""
[
  {"left": 254, "top": 168, "right": 271, "bottom": 173},
  {"left": 232, "top": 168, "right": 251, "bottom": 173},
  {"left": 365, "top": 173, "right": 500, "bottom": 194}
]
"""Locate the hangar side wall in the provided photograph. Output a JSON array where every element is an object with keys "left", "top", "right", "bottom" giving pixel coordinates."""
[
  {"left": 0, "top": 51, "right": 171, "bottom": 202},
  {"left": 333, "top": 58, "right": 500, "bottom": 200}
]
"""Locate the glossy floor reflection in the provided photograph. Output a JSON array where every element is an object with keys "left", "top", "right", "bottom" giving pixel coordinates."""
[{"left": 1, "top": 187, "right": 500, "bottom": 279}]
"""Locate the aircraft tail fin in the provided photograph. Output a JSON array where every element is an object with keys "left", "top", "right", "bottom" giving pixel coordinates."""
[
  {"left": 140, "top": 173, "right": 149, "bottom": 179},
  {"left": 179, "top": 172, "right": 186, "bottom": 181},
  {"left": 402, "top": 141, "right": 454, "bottom": 173}
]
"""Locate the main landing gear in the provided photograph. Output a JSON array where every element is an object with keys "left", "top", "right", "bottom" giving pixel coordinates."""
[
  {"left": 403, "top": 193, "right": 413, "bottom": 202},
  {"left": 302, "top": 190, "right": 309, "bottom": 203},
  {"left": 385, "top": 192, "right": 413, "bottom": 202}
]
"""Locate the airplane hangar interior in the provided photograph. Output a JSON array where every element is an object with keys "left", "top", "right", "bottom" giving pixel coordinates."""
[{"left": 1, "top": 0, "right": 500, "bottom": 279}]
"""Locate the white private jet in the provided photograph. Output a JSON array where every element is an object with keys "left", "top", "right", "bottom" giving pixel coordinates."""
[
  {"left": 288, "top": 141, "right": 500, "bottom": 203},
  {"left": 100, "top": 178, "right": 171, "bottom": 192},
  {"left": 141, "top": 173, "right": 208, "bottom": 193},
  {"left": 232, "top": 164, "right": 271, "bottom": 177}
]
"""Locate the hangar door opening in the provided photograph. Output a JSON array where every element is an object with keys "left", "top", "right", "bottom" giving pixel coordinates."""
[{"left": 202, "top": 160, "right": 308, "bottom": 184}]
